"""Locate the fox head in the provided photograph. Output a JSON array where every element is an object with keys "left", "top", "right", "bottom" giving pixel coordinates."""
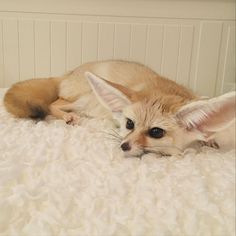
[{"left": 85, "top": 72, "right": 236, "bottom": 157}]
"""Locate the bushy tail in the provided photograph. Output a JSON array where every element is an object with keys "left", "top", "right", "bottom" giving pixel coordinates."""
[{"left": 4, "top": 77, "right": 62, "bottom": 120}]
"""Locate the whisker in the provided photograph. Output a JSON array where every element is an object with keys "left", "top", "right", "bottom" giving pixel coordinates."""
[
  {"left": 110, "top": 129, "right": 122, "bottom": 137},
  {"left": 109, "top": 140, "right": 121, "bottom": 145},
  {"left": 103, "top": 136, "right": 121, "bottom": 142},
  {"left": 113, "top": 142, "right": 121, "bottom": 149},
  {"left": 101, "top": 133, "right": 122, "bottom": 144},
  {"left": 97, "top": 130, "right": 121, "bottom": 136},
  {"left": 106, "top": 133, "right": 122, "bottom": 139},
  {"left": 96, "top": 130, "right": 122, "bottom": 141}
]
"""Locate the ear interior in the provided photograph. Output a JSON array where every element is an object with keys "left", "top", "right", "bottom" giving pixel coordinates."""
[
  {"left": 85, "top": 72, "right": 132, "bottom": 112},
  {"left": 176, "top": 91, "right": 236, "bottom": 133}
]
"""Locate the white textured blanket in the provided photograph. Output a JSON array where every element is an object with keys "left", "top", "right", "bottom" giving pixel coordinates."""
[{"left": 0, "top": 89, "right": 235, "bottom": 236}]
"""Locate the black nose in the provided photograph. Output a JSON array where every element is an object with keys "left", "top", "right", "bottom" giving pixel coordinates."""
[{"left": 120, "top": 142, "right": 131, "bottom": 152}]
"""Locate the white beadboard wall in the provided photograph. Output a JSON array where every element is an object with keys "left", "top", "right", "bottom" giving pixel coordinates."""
[{"left": 0, "top": 0, "right": 235, "bottom": 97}]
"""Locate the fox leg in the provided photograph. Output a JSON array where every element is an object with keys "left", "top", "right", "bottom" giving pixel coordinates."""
[{"left": 49, "top": 98, "right": 80, "bottom": 125}]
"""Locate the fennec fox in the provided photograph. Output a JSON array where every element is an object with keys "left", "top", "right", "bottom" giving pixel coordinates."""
[{"left": 4, "top": 60, "right": 236, "bottom": 157}]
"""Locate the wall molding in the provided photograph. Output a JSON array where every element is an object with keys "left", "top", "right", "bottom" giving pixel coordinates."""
[{"left": 0, "top": 0, "right": 235, "bottom": 20}]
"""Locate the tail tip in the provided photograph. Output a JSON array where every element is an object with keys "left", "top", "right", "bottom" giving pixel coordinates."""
[{"left": 29, "top": 106, "right": 48, "bottom": 120}]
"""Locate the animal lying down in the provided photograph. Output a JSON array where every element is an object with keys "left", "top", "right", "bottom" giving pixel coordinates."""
[{"left": 4, "top": 60, "right": 236, "bottom": 157}]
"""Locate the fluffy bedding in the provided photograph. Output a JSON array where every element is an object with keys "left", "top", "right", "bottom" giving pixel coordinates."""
[{"left": 0, "top": 88, "right": 235, "bottom": 236}]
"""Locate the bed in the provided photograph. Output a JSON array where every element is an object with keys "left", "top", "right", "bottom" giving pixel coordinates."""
[{"left": 0, "top": 87, "right": 235, "bottom": 236}]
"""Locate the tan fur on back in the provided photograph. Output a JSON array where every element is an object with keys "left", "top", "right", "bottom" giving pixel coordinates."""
[
  {"left": 60, "top": 61, "right": 195, "bottom": 101},
  {"left": 4, "top": 60, "right": 196, "bottom": 119},
  {"left": 58, "top": 61, "right": 196, "bottom": 116}
]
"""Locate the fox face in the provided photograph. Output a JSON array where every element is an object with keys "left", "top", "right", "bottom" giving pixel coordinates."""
[
  {"left": 118, "top": 100, "right": 185, "bottom": 156},
  {"left": 85, "top": 72, "right": 236, "bottom": 157},
  {"left": 113, "top": 97, "right": 202, "bottom": 157}
]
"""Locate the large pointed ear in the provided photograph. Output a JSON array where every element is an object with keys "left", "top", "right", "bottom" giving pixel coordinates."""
[
  {"left": 85, "top": 71, "right": 136, "bottom": 112},
  {"left": 176, "top": 91, "right": 236, "bottom": 133}
]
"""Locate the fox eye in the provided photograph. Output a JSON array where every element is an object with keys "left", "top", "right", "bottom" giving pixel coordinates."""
[
  {"left": 126, "top": 118, "right": 134, "bottom": 130},
  {"left": 148, "top": 127, "right": 165, "bottom": 139}
]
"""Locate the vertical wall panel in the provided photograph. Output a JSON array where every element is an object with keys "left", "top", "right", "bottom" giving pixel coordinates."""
[
  {"left": 161, "top": 25, "right": 180, "bottom": 81},
  {"left": 67, "top": 21, "right": 82, "bottom": 71},
  {"left": 0, "top": 14, "right": 234, "bottom": 96},
  {"left": 0, "top": 20, "right": 4, "bottom": 87},
  {"left": 130, "top": 24, "right": 147, "bottom": 63},
  {"left": 146, "top": 25, "right": 164, "bottom": 73},
  {"left": 114, "top": 23, "right": 131, "bottom": 60},
  {"left": 194, "top": 22, "right": 223, "bottom": 97},
  {"left": 2, "top": 18, "right": 19, "bottom": 87},
  {"left": 222, "top": 26, "right": 235, "bottom": 93},
  {"left": 176, "top": 26, "right": 194, "bottom": 86},
  {"left": 98, "top": 23, "right": 114, "bottom": 60},
  {"left": 34, "top": 20, "right": 51, "bottom": 77},
  {"left": 18, "top": 19, "right": 35, "bottom": 80},
  {"left": 82, "top": 22, "right": 98, "bottom": 63},
  {"left": 51, "top": 21, "right": 66, "bottom": 75}
]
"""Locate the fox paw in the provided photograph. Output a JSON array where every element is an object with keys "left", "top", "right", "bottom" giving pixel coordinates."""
[
  {"left": 199, "top": 140, "right": 219, "bottom": 149},
  {"left": 63, "top": 112, "right": 80, "bottom": 125}
]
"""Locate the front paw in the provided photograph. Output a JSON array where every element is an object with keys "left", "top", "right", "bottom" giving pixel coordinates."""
[
  {"left": 63, "top": 112, "right": 80, "bottom": 125},
  {"left": 199, "top": 140, "right": 219, "bottom": 149}
]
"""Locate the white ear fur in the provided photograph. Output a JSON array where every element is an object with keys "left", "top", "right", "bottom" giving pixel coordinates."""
[
  {"left": 176, "top": 91, "right": 236, "bottom": 133},
  {"left": 85, "top": 72, "right": 131, "bottom": 112}
]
